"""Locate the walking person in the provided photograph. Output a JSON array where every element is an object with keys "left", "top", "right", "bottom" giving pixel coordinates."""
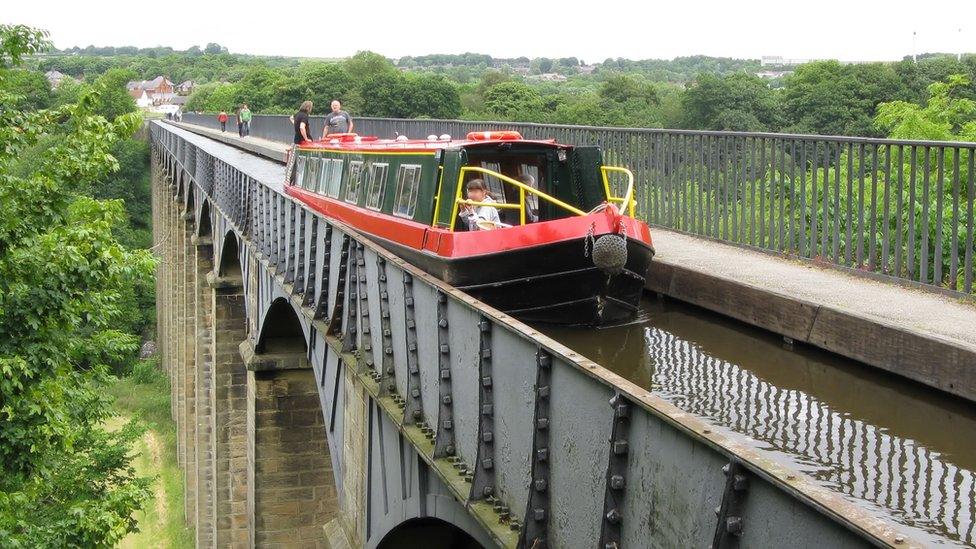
[
  {"left": 321, "top": 100, "right": 354, "bottom": 138},
  {"left": 239, "top": 104, "right": 252, "bottom": 138},
  {"left": 292, "top": 101, "right": 314, "bottom": 144},
  {"left": 218, "top": 110, "right": 228, "bottom": 132}
]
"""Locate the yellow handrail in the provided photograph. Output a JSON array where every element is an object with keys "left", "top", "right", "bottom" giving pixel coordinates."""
[
  {"left": 600, "top": 166, "right": 636, "bottom": 217},
  {"left": 458, "top": 199, "right": 523, "bottom": 210},
  {"left": 448, "top": 166, "right": 587, "bottom": 231}
]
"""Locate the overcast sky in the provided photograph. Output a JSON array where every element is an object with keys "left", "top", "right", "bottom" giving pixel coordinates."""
[{"left": 4, "top": 1, "right": 974, "bottom": 62}]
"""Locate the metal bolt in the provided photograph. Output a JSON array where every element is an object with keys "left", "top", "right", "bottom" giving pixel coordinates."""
[
  {"left": 733, "top": 474, "right": 748, "bottom": 491},
  {"left": 533, "top": 508, "right": 546, "bottom": 521},
  {"left": 605, "top": 543, "right": 619, "bottom": 549},
  {"left": 438, "top": 318, "right": 448, "bottom": 328},
  {"left": 537, "top": 448, "right": 549, "bottom": 461},
  {"left": 412, "top": 410, "right": 422, "bottom": 420},
  {"left": 408, "top": 342, "right": 417, "bottom": 352},
  {"left": 407, "top": 319, "right": 416, "bottom": 328},
  {"left": 612, "top": 440, "right": 629, "bottom": 455},
  {"left": 481, "top": 376, "right": 493, "bottom": 387},
  {"left": 534, "top": 478, "right": 547, "bottom": 492},
  {"left": 482, "top": 431, "right": 493, "bottom": 443},
  {"left": 411, "top": 388, "right": 420, "bottom": 398},
  {"left": 482, "top": 458, "right": 494, "bottom": 470},
  {"left": 537, "top": 385, "right": 550, "bottom": 398},
  {"left": 479, "top": 320, "right": 491, "bottom": 332},
  {"left": 383, "top": 329, "right": 391, "bottom": 337},
  {"left": 537, "top": 418, "right": 550, "bottom": 430},
  {"left": 537, "top": 354, "right": 551, "bottom": 367},
  {"left": 442, "top": 395, "right": 452, "bottom": 405},
  {"left": 446, "top": 444, "right": 455, "bottom": 456},
  {"left": 610, "top": 475, "right": 625, "bottom": 490},
  {"left": 442, "top": 420, "right": 453, "bottom": 431},
  {"left": 439, "top": 344, "right": 450, "bottom": 354},
  {"left": 409, "top": 365, "right": 419, "bottom": 374},
  {"left": 440, "top": 369, "right": 451, "bottom": 379},
  {"left": 481, "top": 348, "right": 492, "bottom": 359},
  {"left": 405, "top": 297, "right": 414, "bottom": 306},
  {"left": 509, "top": 520, "right": 520, "bottom": 531},
  {"left": 894, "top": 536, "right": 905, "bottom": 544},
  {"left": 482, "top": 404, "right": 494, "bottom": 415},
  {"left": 482, "top": 486, "right": 494, "bottom": 497},
  {"left": 605, "top": 508, "right": 621, "bottom": 524},
  {"left": 725, "top": 516, "right": 742, "bottom": 536}
]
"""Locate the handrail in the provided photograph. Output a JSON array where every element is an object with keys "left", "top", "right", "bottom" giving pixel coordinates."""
[
  {"left": 448, "top": 166, "right": 587, "bottom": 231},
  {"left": 600, "top": 166, "right": 636, "bottom": 217}
]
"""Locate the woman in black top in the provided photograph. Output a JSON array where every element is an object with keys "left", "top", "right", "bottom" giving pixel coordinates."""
[{"left": 293, "top": 100, "right": 313, "bottom": 144}]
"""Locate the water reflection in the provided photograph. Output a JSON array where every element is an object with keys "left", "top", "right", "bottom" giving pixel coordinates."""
[{"left": 541, "top": 297, "right": 976, "bottom": 546}]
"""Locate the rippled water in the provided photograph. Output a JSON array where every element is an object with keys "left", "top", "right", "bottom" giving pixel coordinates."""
[{"left": 541, "top": 296, "right": 976, "bottom": 547}]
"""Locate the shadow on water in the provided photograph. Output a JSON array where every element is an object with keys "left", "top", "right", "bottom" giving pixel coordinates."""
[{"left": 539, "top": 295, "right": 976, "bottom": 547}]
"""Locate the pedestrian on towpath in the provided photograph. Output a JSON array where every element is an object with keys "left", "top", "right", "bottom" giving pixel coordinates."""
[
  {"left": 322, "top": 100, "right": 354, "bottom": 138},
  {"left": 239, "top": 104, "right": 252, "bottom": 138},
  {"left": 292, "top": 101, "right": 313, "bottom": 144},
  {"left": 217, "top": 110, "right": 228, "bottom": 132}
]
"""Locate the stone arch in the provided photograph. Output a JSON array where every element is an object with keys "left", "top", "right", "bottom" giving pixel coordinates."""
[
  {"left": 197, "top": 200, "right": 213, "bottom": 238},
  {"left": 256, "top": 297, "right": 306, "bottom": 354},
  {"left": 377, "top": 518, "right": 482, "bottom": 549},
  {"left": 184, "top": 183, "right": 195, "bottom": 213},
  {"left": 217, "top": 231, "right": 242, "bottom": 280}
]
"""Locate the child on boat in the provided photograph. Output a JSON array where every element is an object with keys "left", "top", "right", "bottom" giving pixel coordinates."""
[{"left": 460, "top": 179, "right": 502, "bottom": 230}]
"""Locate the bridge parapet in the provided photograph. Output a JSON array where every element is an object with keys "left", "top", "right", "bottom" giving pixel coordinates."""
[{"left": 151, "top": 121, "right": 923, "bottom": 548}]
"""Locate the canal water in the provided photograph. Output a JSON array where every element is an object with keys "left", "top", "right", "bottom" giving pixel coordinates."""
[{"left": 540, "top": 295, "right": 976, "bottom": 547}]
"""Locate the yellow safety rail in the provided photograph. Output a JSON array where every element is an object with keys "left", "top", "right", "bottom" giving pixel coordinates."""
[
  {"left": 600, "top": 166, "right": 636, "bottom": 217},
  {"left": 448, "top": 167, "right": 587, "bottom": 231}
]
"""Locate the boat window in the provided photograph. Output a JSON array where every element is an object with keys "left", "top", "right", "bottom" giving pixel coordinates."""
[
  {"left": 345, "top": 161, "right": 364, "bottom": 204},
  {"left": 295, "top": 154, "right": 307, "bottom": 188},
  {"left": 519, "top": 163, "right": 540, "bottom": 211},
  {"left": 480, "top": 161, "right": 507, "bottom": 202},
  {"left": 365, "top": 163, "right": 389, "bottom": 211},
  {"left": 321, "top": 158, "right": 344, "bottom": 198},
  {"left": 393, "top": 164, "right": 422, "bottom": 218},
  {"left": 304, "top": 156, "right": 320, "bottom": 191}
]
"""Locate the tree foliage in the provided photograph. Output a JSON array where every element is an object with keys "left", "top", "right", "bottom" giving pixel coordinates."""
[{"left": 0, "top": 25, "right": 152, "bottom": 546}]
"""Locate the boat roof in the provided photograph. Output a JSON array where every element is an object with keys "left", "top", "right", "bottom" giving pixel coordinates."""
[{"left": 297, "top": 136, "right": 569, "bottom": 154}]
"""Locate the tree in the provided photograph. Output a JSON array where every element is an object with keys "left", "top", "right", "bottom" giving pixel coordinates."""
[
  {"left": 92, "top": 68, "right": 138, "bottom": 121},
  {"left": 0, "top": 25, "right": 152, "bottom": 546},
  {"left": 0, "top": 68, "right": 53, "bottom": 110},
  {"left": 681, "top": 73, "right": 781, "bottom": 131},
  {"left": 875, "top": 74, "right": 976, "bottom": 141},
  {"left": 344, "top": 50, "right": 396, "bottom": 82},
  {"left": 781, "top": 61, "right": 908, "bottom": 136},
  {"left": 483, "top": 81, "right": 545, "bottom": 121}
]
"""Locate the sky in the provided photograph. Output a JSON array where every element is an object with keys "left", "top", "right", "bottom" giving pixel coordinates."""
[{"left": 3, "top": 1, "right": 975, "bottom": 62}]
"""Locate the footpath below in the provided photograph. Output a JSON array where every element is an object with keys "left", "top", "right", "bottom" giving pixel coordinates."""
[{"left": 171, "top": 121, "right": 976, "bottom": 403}]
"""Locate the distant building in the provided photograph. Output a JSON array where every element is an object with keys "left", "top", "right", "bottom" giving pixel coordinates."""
[
  {"left": 761, "top": 56, "right": 815, "bottom": 67},
  {"left": 44, "top": 70, "right": 75, "bottom": 88},
  {"left": 133, "top": 89, "right": 153, "bottom": 109},
  {"left": 529, "top": 73, "right": 568, "bottom": 82},
  {"left": 126, "top": 76, "right": 177, "bottom": 111},
  {"left": 176, "top": 80, "right": 195, "bottom": 95}
]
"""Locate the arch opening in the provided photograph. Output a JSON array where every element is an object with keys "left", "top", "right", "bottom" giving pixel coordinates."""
[
  {"left": 377, "top": 517, "right": 484, "bottom": 549},
  {"left": 198, "top": 200, "right": 212, "bottom": 238},
  {"left": 218, "top": 232, "right": 242, "bottom": 280},
  {"left": 256, "top": 298, "right": 306, "bottom": 354}
]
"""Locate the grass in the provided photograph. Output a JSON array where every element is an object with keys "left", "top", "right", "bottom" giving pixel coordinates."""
[{"left": 107, "top": 361, "right": 194, "bottom": 549}]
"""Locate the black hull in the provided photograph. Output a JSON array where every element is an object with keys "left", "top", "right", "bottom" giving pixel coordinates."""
[{"left": 372, "top": 236, "right": 655, "bottom": 326}]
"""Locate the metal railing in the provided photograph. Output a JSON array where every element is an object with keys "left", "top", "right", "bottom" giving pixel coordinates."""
[{"left": 180, "top": 113, "right": 976, "bottom": 295}]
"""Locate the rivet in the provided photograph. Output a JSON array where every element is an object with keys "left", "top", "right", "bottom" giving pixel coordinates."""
[
  {"left": 408, "top": 342, "right": 417, "bottom": 352},
  {"left": 384, "top": 347, "right": 393, "bottom": 356},
  {"left": 440, "top": 369, "right": 451, "bottom": 379},
  {"left": 442, "top": 420, "right": 453, "bottom": 430},
  {"left": 381, "top": 311, "right": 389, "bottom": 319},
  {"left": 411, "top": 388, "right": 420, "bottom": 398},
  {"left": 605, "top": 508, "right": 621, "bottom": 524},
  {"left": 482, "top": 486, "right": 494, "bottom": 497},
  {"left": 481, "top": 376, "right": 493, "bottom": 387},
  {"left": 533, "top": 508, "right": 545, "bottom": 521},
  {"left": 439, "top": 344, "right": 450, "bottom": 354},
  {"left": 438, "top": 318, "right": 448, "bottom": 328},
  {"left": 407, "top": 319, "right": 416, "bottom": 329},
  {"left": 612, "top": 440, "right": 629, "bottom": 455},
  {"left": 726, "top": 516, "right": 742, "bottom": 536},
  {"left": 610, "top": 475, "right": 625, "bottom": 490},
  {"left": 534, "top": 478, "right": 547, "bottom": 492},
  {"left": 536, "top": 418, "right": 549, "bottom": 430},
  {"left": 442, "top": 395, "right": 452, "bottom": 405},
  {"left": 482, "top": 431, "right": 493, "bottom": 443},
  {"left": 383, "top": 329, "right": 391, "bottom": 337},
  {"left": 381, "top": 291, "right": 388, "bottom": 299},
  {"left": 481, "top": 348, "right": 492, "bottom": 359}
]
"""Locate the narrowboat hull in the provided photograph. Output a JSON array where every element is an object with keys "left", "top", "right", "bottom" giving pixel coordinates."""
[{"left": 369, "top": 231, "right": 655, "bottom": 326}]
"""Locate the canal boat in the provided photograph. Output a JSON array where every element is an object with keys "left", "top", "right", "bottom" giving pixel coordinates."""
[{"left": 283, "top": 131, "right": 655, "bottom": 326}]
